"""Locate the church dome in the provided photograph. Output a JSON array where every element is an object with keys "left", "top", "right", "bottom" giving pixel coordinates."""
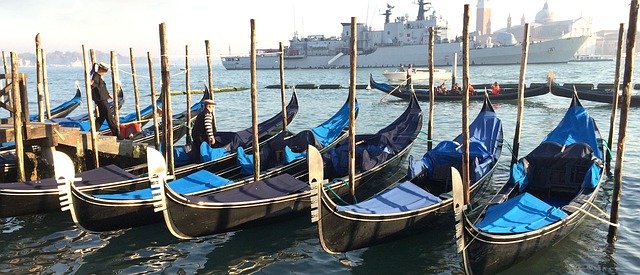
[{"left": 535, "top": 2, "right": 555, "bottom": 23}]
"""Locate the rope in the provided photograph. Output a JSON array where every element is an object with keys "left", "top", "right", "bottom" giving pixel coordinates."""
[
  {"left": 564, "top": 202, "right": 619, "bottom": 228},
  {"left": 323, "top": 180, "right": 351, "bottom": 205},
  {"left": 119, "top": 68, "right": 150, "bottom": 79},
  {"left": 599, "top": 139, "right": 613, "bottom": 160}
]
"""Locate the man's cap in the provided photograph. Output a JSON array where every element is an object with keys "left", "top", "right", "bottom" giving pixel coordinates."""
[
  {"left": 204, "top": 99, "right": 216, "bottom": 105},
  {"left": 97, "top": 62, "right": 109, "bottom": 71}
]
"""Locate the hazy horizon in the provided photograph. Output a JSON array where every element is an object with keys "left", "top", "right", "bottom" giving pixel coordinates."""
[{"left": 0, "top": 0, "right": 631, "bottom": 60}]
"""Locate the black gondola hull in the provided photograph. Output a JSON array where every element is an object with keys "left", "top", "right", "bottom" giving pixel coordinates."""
[
  {"left": 551, "top": 85, "right": 640, "bottom": 107},
  {"left": 463, "top": 190, "right": 598, "bottom": 275}
]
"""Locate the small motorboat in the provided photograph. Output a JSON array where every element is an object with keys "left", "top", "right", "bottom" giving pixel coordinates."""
[{"left": 383, "top": 67, "right": 451, "bottom": 84}]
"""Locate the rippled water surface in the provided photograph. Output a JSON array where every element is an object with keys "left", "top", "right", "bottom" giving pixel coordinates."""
[{"left": 1, "top": 61, "right": 639, "bottom": 274}]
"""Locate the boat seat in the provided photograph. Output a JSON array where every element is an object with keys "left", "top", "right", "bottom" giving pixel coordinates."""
[
  {"left": 524, "top": 142, "right": 596, "bottom": 201},
  {"left": 337, "top": 181, "right": 442, "bottom": 214},
  {"left": 191, "top": 173, "right": 309, "bottom": 203}
]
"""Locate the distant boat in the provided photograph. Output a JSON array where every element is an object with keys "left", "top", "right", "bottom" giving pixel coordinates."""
[
  {"left": 70, "top": 57, "right": 83, "bottom": 67},
  {"left": 221, "top": 1, "right": 588, "bottom": 70},
  {"left": 383, "top": 68, "right": 451, "bottom": 84}
]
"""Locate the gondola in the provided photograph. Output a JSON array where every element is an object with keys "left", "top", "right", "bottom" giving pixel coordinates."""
[
  {"left": 29, "top": 85, "right": 82, "bottom": 121},
  {"left": 57, "top": 96, "right": 354, "bottom": 231},
  {"left": 0, "top": 92, "right": 298, "bottom": 218},
  {"left": 0, "top": 89, "right": 204, "bottom": 182},
  {"left": 130, "top": 85, "right": 216, "bottom": 144},
  {"left": 370, "top": 74, "right": 550, "bottom": 101},
  {"left": 152, "top": 93, "right": 422, "bottom": 239},
  {"left": 53, "top": 88, "right": 164, "bottom": 135},
  {"left": 313, "top": 94, "right": 503, "bottom": 253},
  {"left": 550, "top": 83, "right": 639, "bottom": 107},
  {"left": 47, "top": 87, "right": 126, "bottom": 130},
  {"left": 0, "top": 85, "right": 84, "bottom": 151},
  {"left": 452, "top": 93, "right": 605, "bottom": 274}
]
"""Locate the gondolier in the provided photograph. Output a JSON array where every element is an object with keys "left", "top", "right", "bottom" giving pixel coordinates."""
[
  {"left": 91, "top": 62, "right": 120, "bottom": 137},
  {"left": 191, "top": 99, "right": 217, "bottom": 162}
]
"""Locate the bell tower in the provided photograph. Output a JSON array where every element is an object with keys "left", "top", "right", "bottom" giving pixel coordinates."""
[{"left": 476, "top": 0, "right": 492, "bottom": 35}]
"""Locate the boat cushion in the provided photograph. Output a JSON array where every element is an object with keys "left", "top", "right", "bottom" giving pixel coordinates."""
[
  {"left": 200, "top": 142, "right": 230, "bottom": 162},
  {"left": 336, "top": 181, "right": 442, "bottom": 214},
  {"left": 237, "top": 146, "right": 255, "bottom": 176},
  {"left": 94, "top": 170, "right": 233, "bottom": 200},
  {"left": 189, "top": 173, "right": 309, "bottom": 203},
  {"left": 284, "top": 145, "right": 305, "bottom": 164},
  {"left": 0, "top": 164, "right": 137, "bottom": 190},
  {"left": 476, "top": 192, "right": 568, "bottom": 234},
  {"left": 174, "top": 145, "right": 192, "bottom": 166}
]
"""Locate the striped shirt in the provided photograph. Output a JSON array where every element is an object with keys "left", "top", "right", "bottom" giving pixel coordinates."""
[{"left": 204, "top": 112, "right": 215, "bottom": 141}]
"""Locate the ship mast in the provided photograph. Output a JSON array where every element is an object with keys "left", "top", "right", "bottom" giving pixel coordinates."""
[
  {"left": 382, "top": 4, "right": 394, "bottom": 24},
  {"left": 417, "top": 0, "right": 431, "bottom": 21}
]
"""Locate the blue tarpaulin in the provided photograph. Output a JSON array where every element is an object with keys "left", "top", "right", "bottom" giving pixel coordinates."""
[
  {"left": 477, "top": 192, "right": 568, "bottom": 233},
  {"left": 94, "top": 170, "right": 233, "bottom": 200},
  {"left": 336, "top": 181, "right": 442, "bottom": 214}
]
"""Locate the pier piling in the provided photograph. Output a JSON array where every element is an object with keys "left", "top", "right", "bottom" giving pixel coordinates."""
[
  {"left": 35, "top": 34, "right": 45, "bottom": 122},
  {"left": 82, "top": 45, "right": 100, "bottom": 168},
  {"left": 608, "top": 0, "right": 638, "bottom": 243},
  {"left": 279, "top": 42, "right": 287, "bottom": 131},
  {"left": 185, "top": 45, "right": 192, "bottom": 144},
  {"left": 110, "top": 51, "right": 120, "bottom": 133},
  {"left": 147, "top": 51, "right": 161, "bottom": 150},
  {"left": 607, "top": 23, "right": 625, "bottom": 174},
  {"left": 427, "top": 27, "right": 435, "bottom": 151},
  {"left": 130, "top": 48, "right": 142, "bottom": 122},
  {"left": 511, "top": 23, "right": 530, "bottom": 168},
  {"left": 250, "top": 19, "right": 261, "bottom": 182},
  {"left": 159, "top": 22, "right": 175, "bottom": 175},
  {"left": 461, "top": 5, "right": 471, "bottom": 205},
  {"left": 349, "top": 17, "right": 357, "bottom": 197}
]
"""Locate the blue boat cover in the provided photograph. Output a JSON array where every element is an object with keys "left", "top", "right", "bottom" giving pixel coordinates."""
[
  {"left": 94, "top": 170, "right": 233, "bottom": 200},
  {"left": 29, "top": 91, "right": 81, "bottom": 121},
  {"left": 310, "top": 99, "right": 357, "bottom": 147},
  {"left": 336, "top": 181, "right": 442, "bottom": 214},
  {"left": 284, "top": 145, "right": 306, "bottom": 164},
  {"left": 477, "top": 192, "right": 568, "bottom": 233},
  {"left": 237, "top": 146, "right": 254, "bottom": 176},
  {"left": 407, "top": 105, "right": 502, "bottom": 182},
  {"left": 200, "top": 142, "right": 230, "bottom": 162},
  {"left": 543, "top": 102, "right": 602, "bottom": 160},
  {"left": 236, "top": 98, "right": 354, "bottom": 175},
  {"left": 325, "top": 95, "right": 422, "bottom": 178},
  {"left": 187, "top": 173, "right": 309, "bottom": 203},
  {"left": 173, "top": 146, "right": 192, "bottom": 166}
]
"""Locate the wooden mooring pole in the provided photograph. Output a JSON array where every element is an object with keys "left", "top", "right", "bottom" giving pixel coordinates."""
[
  {"left": 147, "top": 51, "right": 161, "bottom": 150},
  {"left": 42, "top": 49, "right": 51, "bottom": 119},
  {"left": 250, "top": 19, "right": 261, "bottom": 182},
  {"left": 279, "top": 41, "right": 287, "bottom": 131},
  {"left": 511, "top": 23, "right": 530, "bottom": 167},
  {"left": 159, "top": 22, "right": 175, "bottom": 175},
  {"left": 90, "top": 49, "right": 96, "bottom": 65},
  {"left": 110, "top": 51, "right": 120, "bottom": 133},
  {"left": 35, "top": 33, "right": 45, "bottom": 122},
  {"left": 2, "top": 51, "right": 7, "bottom": 89},
  {"left": 82, "top": 45, "right": 100, "bottom": 168},
  {"left": 10, "top": 52, "right": 25, "bottom": 181},
  {"left": 608, "top": 0, "right": 638, "bottom": 243},
  {"left": 427, "top": 27, "right": 435, "bottom": 151},
  {"left": 461, "top": 5, "right": 471, "bottom": 205},
  {"left": 349, "top": 17, "right": 357, "bottom": 196},
  {"left": 607, "top": 23, "right": 625, "bottom": 174},
  {"left": 185, "top": 45, "right": 192, "bottom": 144},
  {"left": 130, "top": 48, "right": 142, "bottom": 121}
]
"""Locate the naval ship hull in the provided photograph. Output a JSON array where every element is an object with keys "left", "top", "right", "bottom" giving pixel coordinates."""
[{"left": 222, "top": 36, "right": 588, "bottom": 70}]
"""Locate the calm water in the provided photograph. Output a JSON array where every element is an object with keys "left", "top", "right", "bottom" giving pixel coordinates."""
[{"left": 1, "top": 61, "right": 639, "bottom": 274}]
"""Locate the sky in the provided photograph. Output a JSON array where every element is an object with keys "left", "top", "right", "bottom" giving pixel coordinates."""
[{"left": 0, "top": 0, "right": 632, "bottom": 61}]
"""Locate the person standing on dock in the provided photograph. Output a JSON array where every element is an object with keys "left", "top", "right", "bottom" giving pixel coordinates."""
[
  {"left": 91, "top": 62, "right": 120, "bottom": 137},
  {"left": 191, "top": 99, "right": 217, "bottom": 162}
]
